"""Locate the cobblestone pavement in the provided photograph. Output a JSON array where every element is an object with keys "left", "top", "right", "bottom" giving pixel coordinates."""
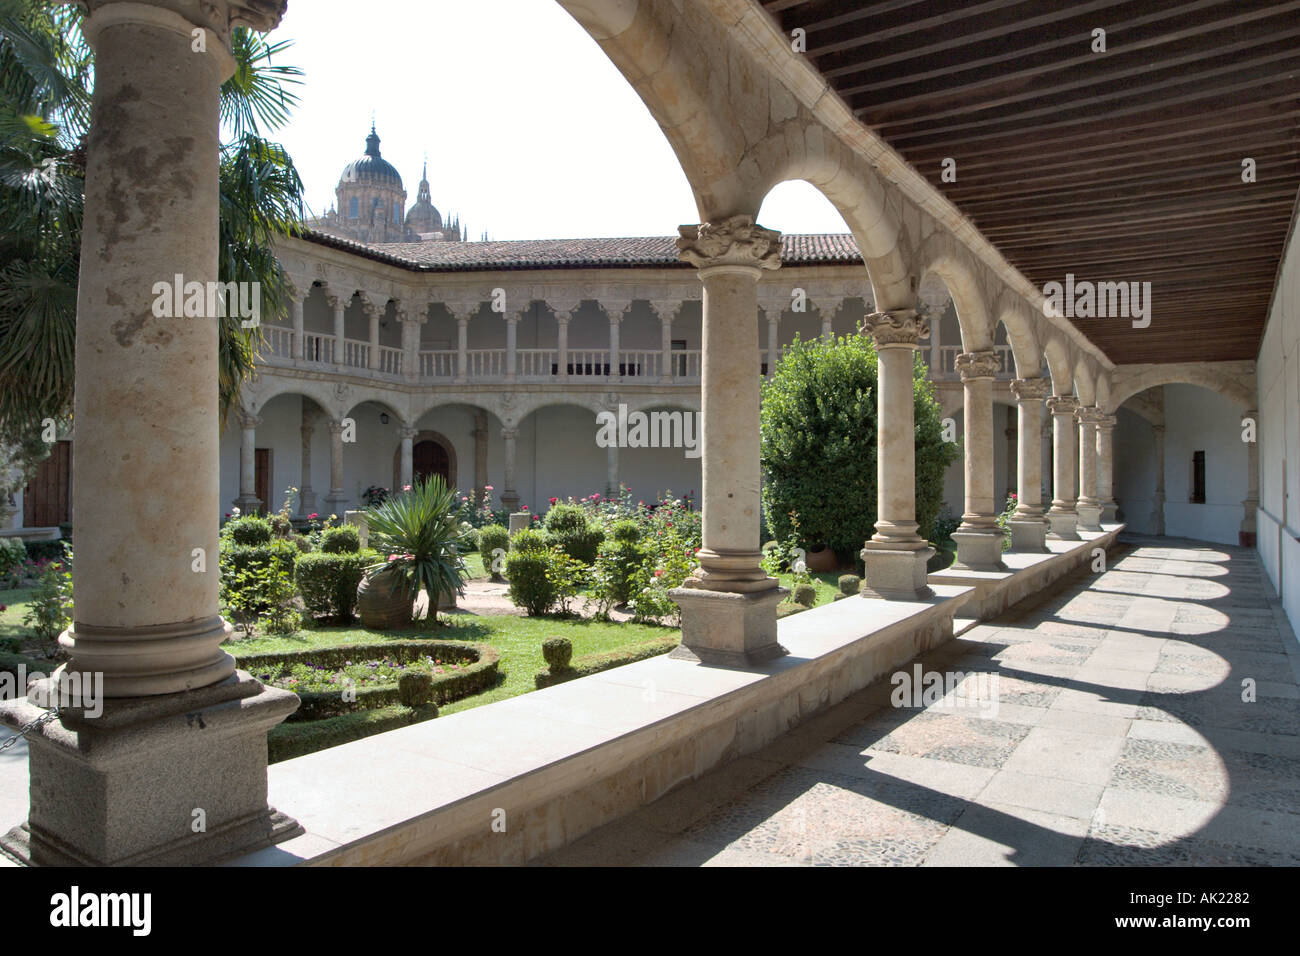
[{"left": 538, "top": 536, "right": 1300, "bottom": 866}]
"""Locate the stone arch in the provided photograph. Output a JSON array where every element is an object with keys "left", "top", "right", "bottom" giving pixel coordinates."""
[
  {"left": 343, "top": 395, "right": 408, "bottom": 429},
  {"left": 1095, "top": 373, "right": 1112, "bottom": 413},
  {"left": 1073, "top": 357, "right": 1096, "bottom": 407},
  {"left": 239, "top": 376, "right": 338, "bottom": 420},
  {"left": 992, "top": 289, "right": 1042, "bottom": 378},
  {"left": 1106, "top": 362, "right": 1256, "bottom": 414},
  {"left": 392, "top": 429, "right": 459, "bottom": 492},
  {"left": 1043, "top": 336, "right": 1074, "bottom": 397},
  {"left": 914, "top": 230, "right": 994, "bottom": 352}
]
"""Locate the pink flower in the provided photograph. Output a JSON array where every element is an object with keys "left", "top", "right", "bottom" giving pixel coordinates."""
[
  {"left": 653, "top": 569, "right": 664, "bottom": 578},
  {"left": 485, "top": 484, "right": 494, "bottom": 491},
  {"left": 549, "top": 497, "right": 557, "bottom": 505},
  {"left": 522, "top": 505, "right": 529, "bottom": 512},
  {"left": 533, "top": 514, "right": 540, "bottom": 521},
  {"left": 592, "top": 493, "right": 602, "bottom": 501},
  {"left": 403, "top": 484, "right": 412, "bottom": 492},
  {"left": 387, "top": 554, "right": 400, "bottom": 562},
  {"left": 308, "top": 513, "right": 318, "bottom": 519}
]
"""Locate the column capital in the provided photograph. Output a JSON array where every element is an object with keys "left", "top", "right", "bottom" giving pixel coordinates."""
[
  {"left": 602, "top": 301, "right": 630, "bottom": 322},
  {"left": 553, "top": 310, "right": 572, "bottom": 326},
  {"left": 676, "top": 216, "right": 781, "bottom": 273},
  {"left": 811, "top": 297, "right": 842, "bottom": 317},
  {"left": 1075, "top": 405, "right": 1108, "bottom": 426},
  {"left": 360, "top": 299, "right": 379, "bottom": 318},
  {"left": 648, "top": 300, "right": 679, "bottom": 321},
  {"left": 862, "top": 309, "right": 929, "bottom": 350},
  {"left": 398, "top": 425, "right": 419, "bottom": 440},
  {"left": 1095, "top": 413, "right": 1118, "bottom": 430},
  {"left": 399, "top": 309, "right": 428, "bottom": 325},
  {"left": 1010, "top": 377, "right": 1052, "bottom": 402},
  {"left": 324, "top": 293, "right": 343, "bottom": 311},
  {"left": 327, "top": 419, "right": 346, "bottom": 437},
  {"left": 500, "top": 426, "right": 519, "bottom": 441},
  {"left": 237, "top": 410, "right": 261, "bottom": 429},
  {"left": 81, "top": 0, "right": 286, "bottom": 63},
  {"left": 956, "top": 350, "right": 999, "bottom": 381},
  {"left": 1046, "top": 395, "right": 1081, "bottom": 417}
]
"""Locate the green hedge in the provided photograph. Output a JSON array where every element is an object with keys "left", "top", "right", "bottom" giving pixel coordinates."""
[
  {"left": 505, "top": 550, "right": 555, "bottom": 615},
  {"left": 534, "top": 633, "right": 679, "bottom": 689},
  {"left": 267, "top": 703, "right": 439, "bottom": 764},
  {"left": 294, "top": 549, "right": 380, "bottom": 621},
  {"left": 319, "top": 526, "right": 361, "bottom": 554},
  {"left": 235, "top": 640, "right": 500, "bottom": 721},
  {"left": 546, "top": 525, "right": 605, "bottom": 565}
]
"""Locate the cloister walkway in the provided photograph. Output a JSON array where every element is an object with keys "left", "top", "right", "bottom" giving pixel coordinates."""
[{"left": 538, "top": 536, "right": 1300, "bottom": 866}]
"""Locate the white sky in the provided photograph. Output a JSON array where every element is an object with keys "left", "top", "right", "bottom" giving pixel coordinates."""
[{"left": 266, "top": 0, "right": 850, "bottom": 240}]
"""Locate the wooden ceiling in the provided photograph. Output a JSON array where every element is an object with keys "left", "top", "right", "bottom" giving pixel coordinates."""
[{"left": 762, "top": 0, "right": 1300, "bottom": 365}]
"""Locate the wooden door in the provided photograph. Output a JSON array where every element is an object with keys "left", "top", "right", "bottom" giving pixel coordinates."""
[
  {"left": 23, "top": 440, "right": 72, "bottom": 527},
  {"left": 255, "top": 448, "right": 272, "bottom": 515},
  {"left": 413, "top": 440, "right": 450, "bottom": 486}
]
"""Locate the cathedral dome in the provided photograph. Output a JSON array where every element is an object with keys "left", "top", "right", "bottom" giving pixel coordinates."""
[
  {"left": 405, "top": 161, "right": 443, "bottom": 232},
  {"left": 339, "top": 127, "right": 403, "bottom": 189}
]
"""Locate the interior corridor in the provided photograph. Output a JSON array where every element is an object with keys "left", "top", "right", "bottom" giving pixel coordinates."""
[{"left": 538, "top": 535, "right": 1300, "bottom": 866}]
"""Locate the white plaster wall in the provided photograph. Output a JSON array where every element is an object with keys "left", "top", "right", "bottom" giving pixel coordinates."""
[
  {"left": 1162, "top": 384, "right": 1248, "bottom": 546},
  {"left": 1113, "top": 407, "right": 1156, "bottom": 534}
]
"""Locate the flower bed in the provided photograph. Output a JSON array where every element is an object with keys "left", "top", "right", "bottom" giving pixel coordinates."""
[{"left": 235, "top": 640, "right": 499, "bottom": 721}]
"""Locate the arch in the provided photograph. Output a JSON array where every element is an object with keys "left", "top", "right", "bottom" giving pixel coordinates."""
[
  {"left": 914, "top": 230, "right": 994, "bottom": 352},
  {"left": 992, "top": 289, "right": 1042, "bottom": 378},
  {"left": 240, "top": 376, "right": 338, "bottom": 421},
  {"left": 1107, "top": 362, "right": 1256, "bottom": 414},
  {"left": 392, "top": 429, "right": 458, "bottom": 492},
  {"left": 1095, "top": 373, "right": 1112, "bottom": 413},
  {"left": 343, "top": 395, "right": 408, "bottom": 428},
  {"left": 1073, "top": 357, "right": 1096, "bottom": 407},
  {"left": 1042, "top": 336, "right": 1074, "bottom": 397}
]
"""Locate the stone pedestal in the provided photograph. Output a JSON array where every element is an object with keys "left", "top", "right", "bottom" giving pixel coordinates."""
[
  {"left": 951, "top": 529, "right": 1006, "bottom": 571},
  {"left": 0, "top": 672, "right": 299, "bottom": 866},
  {"left": 344, "top": 510, "right": 369, "bottom": 548},
  {"left": 860, "top": 546, "right": 935, "bottom": 600},
  {"left": 508, "top": 512, "right": 531, "bottom": 535},
  {"left": 1047, "top": 512, "right": 1080, "bottom": 540},
  {"left": 668, "top": 587, "right": 788, "bottom": 667},
  {"left": 1009, "top": 518, "right": 1048, "bottom": 552},
  {"left": 1075, "top": 501, "right": 1103, "bottom": 533}
]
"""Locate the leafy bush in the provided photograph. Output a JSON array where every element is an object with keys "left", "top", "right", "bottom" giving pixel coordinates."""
[
  {"left": 268, "top": 512, "right": 293, "bottom": 538},
  {"left": 505, "top": 550, "right": 556, "bottom": 616},
  {"left": 542, "top": 502, "right": 588, "bottom": 533},
  {"left": 996, "top": 492, "right": 1018, "bottom": 550},
  {"left": 607, "top": 519, "right": 642, "bottom": 543},
  {"left": 363, "top": 477, "right": 471, "bottom": 614},
  {"left": 592, "top": 539, "right": 644, "bottom": 607},
  {"left": 628, "top": 528, "right": 695, "bottom": 625},
  {"left": 509, "top": 527, "right": 549, "bottom": 553},
  {"left": 546, "top": 549, "right": 588, "bottom": 615},
  {"left": 541, "top": 637, "right": 573, "bottom": 671},
  {"left": 219, "top": 538, "right": 299, "bottom": 631},
  {"left": 397, "top": 671, "right": 434, "bottom": 708},
  {"left": 793, "top": 583, "right": 817, "bottom": 607},
  {"left": 225, "top": 515, "right": 273, "bottom": 546},
  {"left": 23, "top": 545, "right": 72, "bottom": 647},
  {"left": 930, "top": 506, "right": 962, "bottom": 545},
  {"left": 478, "top": 524, "right": 509, "bottom": 577},
  {"left": 760, "top": 335, "right": 957, "bottom": 558},
  {"left": 0, "top": 537, "right": 26, "bottom": 583},
  {"left": 838, "top": 574, "right": 861, "bottom": 596},
  {"left": 319, "top": 525, "right": 360, "bottom": 554},
  {"left": 547, "top": 525, "right": 605, "bottom": 565},
  {"left": 295, "top": 549, "right": 380, "bottom": 622}
]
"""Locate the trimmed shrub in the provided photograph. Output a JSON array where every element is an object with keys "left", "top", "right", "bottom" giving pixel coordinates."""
[
  {"left": 319, "top": 525, "right": 361, "bottom": 554},
  {"left": 535, "top": 634, "right": 680, "bottom": 689},
  {"left": 23, "top": 540, "right": 65, "bottom": 563},
  {"left": 397, "top": 671, "right": 435, "bottom": 708},
  {"left": 838, "top": 574, "right": 861, "bottom": 596},
  {"left": 505, "top": 550, "right": 556, "bottom": 616},
  {"left": 478, "top": 523, "right": 508, "bottom": 559},
  {"left": 219, "top": 538, "right": 298, "bottom": 617},
  {"left": 226, "top": 515, "right": 273, "bottom": 546},
  {"left": 547, "top": 525, "right": 605, "bottom": 565},
  {"left": 793, "top": 583, "right": 817, "bottom": 607},
  {"left": 608, "top": 519, "right": 642, "bottom": 543},
  {"left": 541, "top": 637, "right": 573, "bottom": 671},
  {"left": 542, "top": 502, "right": 587, "bottom": 533},
  {"left": 294, "top": 549, "right": 379, "bottom": 621},
  {"left": 268, "top": 513, "right": 293, "bottom": 538},
  {"left": 509, "top": 527, "right": 548, "bottom": 553},
  {"left": 0, "top": 537, "right": 26, "bottom": 581},
  {"left": 593, "top": 539, "right": 644, "bottom": 606}
]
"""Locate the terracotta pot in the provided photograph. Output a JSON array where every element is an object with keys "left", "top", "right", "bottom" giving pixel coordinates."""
[
  {"left": 357, "top": 568, "right": 414, "bottom": 629},
  {"left": 805, "top": 546, "right": 839, "bottom": 573}
]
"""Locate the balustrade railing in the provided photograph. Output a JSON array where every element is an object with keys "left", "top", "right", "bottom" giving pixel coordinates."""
[
  {"left": 420, "top": 350, "right": 457, "bottom": 378},
  {"left": 377, "top": 345, "right": 403, "bottom": 375},
  {"left": 343, "top": 338, "right": 369, "bottom": 369}
]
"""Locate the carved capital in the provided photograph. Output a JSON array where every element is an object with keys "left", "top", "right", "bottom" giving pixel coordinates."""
[
  {"left": 676, "top": 216, "right": 781, "bottom": 272},
  {"left": 812, "top": 297, "right": 842, "bottom": 318},
  {"left": 500, "top": 427, "right": 519, "bottom": 442},
  {"left": 1046, "top": 395, "right": 1081, "bottom": 417},
  {"left": 648, "top": 300, "right": 678, "bottom": 321},
  {"left": 602, "top": 301, "right": 630, "bottom": 323},
  {"left": 398, "top": 426, "right": 419, "bottom": 440},
  {"left": 862, "top": 309, "right": 929, "bottom": 349},
  {"left": 237, "top": 410, "right": 261, "bottom": 430},
  {"left": 553, "top": 311, "right": 572, "bottom": 326},
  {"left": 325, "top": 294, "right": 343, "bottom": 311},
  {"left": 1010, "top": 377, "right": 1051, "bottom": 402},
  {"left": 327, "top": 419, "right": 346, "bottom": 437},
  {"left": 956, "top": 350, "right": 999, "bottom": 381},
  {"left": 1075, "top": 405, "right": 1108, "bottom": 426},
  {"left": 1095, "top": 414, "right": 1118, "bottom": 430}
]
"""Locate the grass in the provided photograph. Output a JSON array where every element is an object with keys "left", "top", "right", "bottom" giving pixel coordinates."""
[{"left": 0, "top": 586, "right": 37, "bottom": 648}]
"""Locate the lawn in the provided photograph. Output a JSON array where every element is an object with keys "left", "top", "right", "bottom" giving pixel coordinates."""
[{"left": 0, "top": 586, "right": 37, "bottom": 649}]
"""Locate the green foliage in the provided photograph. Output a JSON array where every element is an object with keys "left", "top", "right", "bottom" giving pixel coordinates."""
[
  {"left": 628, "top": 527, "right": 695, "bottom": 625},
  {"left": 930, "top": 506, "right": 962, "bottom": 545},
  {"left": 996, "top": 492, "right": 1018, "bottom": 550},
  {"left": 294, "top": 549, "right": 378, "bottom": 622},
  {"left": 545, "top": 549, "right": 588, "bottom": 615},
  {"left": 592, "top": 539, "right": 645, "bottom": 608},
  {"left": 478, "top": 523, "right": 509, "bottom": 573},
  {"left": 838, "top": 574, "right": 861, "bottom": 596},
  {"left": 547, "top": 525, "right": 605, "bottom": 565},
  {"left": 607, "top": 519, "right": 642, "bottom": 543},
  {"left": 22, "top": 542, "right": 71, "bottom": 647},
  {"left": 542, "top": 502, "right": 588, "bottom": 533},
  {"left": 760, "top": 335, "right": 957, "bottom": 557},
  {"left": 0, "top": 536, "right": 26, "bottom": 582},
  {"left": 219, "top": 538, "right": 298, "bottom": 633},
  {"left": 509, "top": 527, "right": 548, "bottom": 553},
  {"left": 397, "top": 671, "right": 434, "bottom": 709},
  {"left": 319, "top": 525, "right": 360, "bottom": 554},
  {"left": 363, "top": 476, "right": 470, "bottom": 611},
  {"left": 541, "top": 637, "right": 573, "bottom": 671},
  {"left": 225, "top": 514, "right": 272, "bottom": 546},
  {"left": 505, "top": 550, "right": 555, "bottom": 616},
  {"left": 793, "top": 583, "right": 817, "bottom": 607},
  {"left": 534, "top": 634, "right": 680, "bottom": 689}
]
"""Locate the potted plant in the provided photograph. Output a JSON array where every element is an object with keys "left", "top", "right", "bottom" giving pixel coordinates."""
[{"left": 357, "top": 476, "right": 471, "bottom": 629}]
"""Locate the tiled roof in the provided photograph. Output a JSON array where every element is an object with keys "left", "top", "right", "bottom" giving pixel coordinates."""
[{"left": 300, "top": 229, "right": 863, "bottom": 272}]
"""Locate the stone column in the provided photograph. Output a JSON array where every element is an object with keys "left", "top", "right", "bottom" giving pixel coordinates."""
[
  {"left": 1097, "top": 414, "right": 1118, "bottom": 523},
  {"left": 606, "top": 442, "right": 619, "bottom": 497},
  {"left": 0, "top": 0, "right": 299, "bottom": 868},
  {"left": 326, "top": 418, "right": 348, "bottom": 514},
  {"left": 455, "top": 314, "right": 469, "bottom": 384},
  {"left": 298, "top": 407, "right": 316, "bottom": 517},
  {"left": 1152, "top": 423, "right": 1166, "bottom": 535},
  {"left": 399, "top": 426, "right": 416, "bottom": 490},
  {"left": 1241, "top": 408, "right": 1259, "bottom": 545},
  {"left": 766, "top": 307, "right": 780, "bottom": 380},
  {"left": 1046, "top": 395, "right": 1080, "bottom": 539},
  {"left": 860, "top": 309, "right": 935, "bottom": 598},
  {"left": 605, "top": 303, "right": 625, "bottom": 383},
  {"left": 1075, "top": 407, "right": 1103, "bottom": 532},
  {"left": 290, "top": 293, "right": 304, "bottom": 361},
  {"left": 473, "top": 409, "right": 489, "bottom": 500},
  {"left": 814, "top": 297, "right": 840, "bottom": 342},
  {"left": 329, "top": 293, "right": 345, "bottom": 369},
  {"left": 234, "top": 410, "right": 262, "bottom": 514},
  {"left": 650, "top": 300, "right": 675, "bottom": 383},
  {"left": 669, "top": 216, "right": 787, "bottom": 666},
  {"left": 505, "top": 313, "right": 519, "bottom": 382},
  {"left": 555, "top": 311, "right": 571, "bottom": 382},
  {"left": 400, "top": 308, "right": 424, "bottom": 383},
  {"left": 365, "top": 301, "right": 380, "bottom": 371},
  {"left": 1008, "top": 377, "right": 1050, "bottom": 552},
  {"left": 928, "top": 312, "right": 941, "bottom": 377},
  {"left": 501, "top": 426, "right": 520, "bottom": 512},
  {"left": 1005, "top": 404, "right": 1017, "bottom": 502},
  {"left": 951, "top": 351, "right": 1005, "bottom": 571}
]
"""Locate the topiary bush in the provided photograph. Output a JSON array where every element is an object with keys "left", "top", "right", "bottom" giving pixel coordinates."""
[
  {"left": 478, "top": 523, "right": 509, "bottom": 579},
  {"left": 547, "top": 525, "right": 606, "bottom": 565},
  {"left": 505, "top": 550, "right": 556, "bottom": 616},
  {"left": 397, "top": 671, "right": 435, "bottom": 709},
  {"left": 838, "top": 574, "right": 861, "bottom": 596},
  {"left": 509, "top": 527, "right": 549, "bottom": 553},
  {"left": 608, "top": 519, "right": 642, "bottom": 543},
  {"left": 294, "top": 549, "right": 380, "bottom": 622},
  {"left": 793, "top": 583, "right": 817, "bottom": 607},
  {"left": 593, "top": 538, "right": 644, "bottom": 606},
  {"left": 541, "top": 637, "right": 573, "bottom": 671},
  {"left": 226, "top": 515, "right": 273, "bottom": 546},
  {"left": 760, "top": 335, "right": 957, "bottom": 560},
  {"left": 319, "top": 525, "right": 361, "bottom": 554},
  {"left": 542, "top": 502, "right": 588, "bottom": 533}
]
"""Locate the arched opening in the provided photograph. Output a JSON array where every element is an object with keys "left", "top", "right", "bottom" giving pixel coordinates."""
[{"left": 392, "top": 431, "right": 457, "bottom": 490}]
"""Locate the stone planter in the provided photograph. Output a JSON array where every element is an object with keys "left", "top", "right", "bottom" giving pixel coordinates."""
[
  {"left": 805, "top": 546, "right": 839, "bottom": 573},
  {"left": 357, "top": 568, "right": 414, "bottom": 630}
]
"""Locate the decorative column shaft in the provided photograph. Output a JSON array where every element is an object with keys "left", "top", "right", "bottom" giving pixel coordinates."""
[
  {"left": 366, "top": 302, "right": 380, "bottom": 371},
  {"left": 1008, "top": 378, "right": 1050, "bottom": 552},
  {"left": 651, "top": 300, "right": 675, "bottom": 383},
  {"left": 501, "top": 426, "right": 520, "bottom": 512},
  {"left": 766, "top": 307, "right": 780, "bottom": 380},
  {"left": 1075, "top": 407, "right": 1103, "bottom": 531},
  {"left": 668, "top": 216, "right": 787, "bottom": 666},
  {"left": 951, "top": 350, "right": 1005, "bottom": 571},
  {"left": 326, "top": 418, "right": 348, "bottom": 514},
  {"left": 814, "top": 298, "right": 840, "bottom": 342},
  {"left": 861, "top": 309, "right": 935, "bottom": 599},
  {"left": 606, "top": 304, "right": 625, "bottom": 383},
  {"left": 1096, "top": 413, "right": 1118, "bottom": 523},
  {"left": 505, "top": 314, "right": 518, "bottom": 382},
  {"left": 290, "top": 294, "right": 304, "bottom": 361},
  {"left": 399, "top": 426, "right": 416, "bottom": 490},
  {"left": 234, "top": 410, "right": 262, "bottom": 514},
  {"left": 473, "top": 409, "right": 489, "bottom": 501},
  {"left": 329, "top": 294, "right": 345, "bottom": 368},
  {"left": 606, "top": 442, "right": 619, "bottom": 498},
  {"left": 555, "top": 311, "right": 571, "bottom": 382},
  {"left": 1242, "top": 409, "right": 1259, "bottom": 545},
  {"left": 1152, "top": 423, "right": 1166, "bottom": 535},
  {"left": 455, "top": 314, "right": 469, "bottom": 384},
  {"left": 298, "top": 408, "right": 316, "bottom": 516},
  {"left": 400, "top": 309, "right": 423, "bottom": 383},
  {"left": 1046, "top": 395, "right": 1080, "bottom": 540}
]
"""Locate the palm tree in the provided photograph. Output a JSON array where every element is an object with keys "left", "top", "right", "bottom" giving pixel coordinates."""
[{"left": 0, "top": 0, "right": 306, "bottom": 452}]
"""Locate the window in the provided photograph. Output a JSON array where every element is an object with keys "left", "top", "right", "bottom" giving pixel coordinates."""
[
  {"left": 348, "top": 196, "right": 358, "bottom": 219},
  {"left": 1191, "top": 451, "right": 1206, "bottom": 504},
  {"left": 672, "top": 339, "right": 687, "bottom": 377}
]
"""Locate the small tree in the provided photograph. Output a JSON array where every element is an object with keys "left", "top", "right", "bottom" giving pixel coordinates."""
[{"left": 760, "top": 335, "right": 957, "bottom": 560}]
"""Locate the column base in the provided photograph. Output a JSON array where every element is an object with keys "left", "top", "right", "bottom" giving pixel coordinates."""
[
  {"left": 951, "top": 530, "right": 1008, "bottom": 571},
  {"left": 501, "top": 493, "right": 521, "bottom": 513},
  {"left": 1008, "top": 517, "right": 1049, "bottom": 553},
  {"left": 296, "top": 488, "right": 317, "bottom": 518},
  {"left": 860, "top": 545, "right": 935, "bottom": 600},
  {"left": 668, "top": 586, "right": 788, "bottom": 667},
  {"left": 1099, "top": 499, "right": 1117, "bottom": 523},
  {"left": 0, "top": 671, "right": 301, "bottom": 867},
  {"left": 324, "top": 493, "right": 348, "bottom": 517},
  {"left": 232, "top": 494, "right": 262, "bottom": 515},
  {"left": 1076, "top": 501, "right": 1103, "bottom": 532},
  {"left": 1047, "top": 511, "right": 1080, "bottom": 540}
]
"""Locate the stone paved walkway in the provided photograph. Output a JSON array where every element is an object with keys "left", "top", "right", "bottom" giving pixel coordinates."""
[{"left": 537, "top": 535, "right": 1300, "bottom": 866}]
